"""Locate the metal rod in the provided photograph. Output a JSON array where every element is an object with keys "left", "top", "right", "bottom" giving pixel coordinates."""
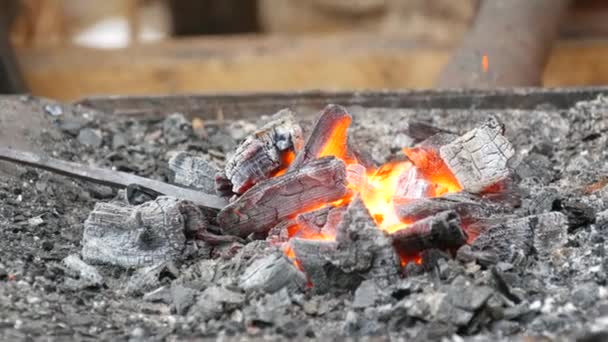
[{"left": 0, "top": 147, "right": 227, "bottom": 210}]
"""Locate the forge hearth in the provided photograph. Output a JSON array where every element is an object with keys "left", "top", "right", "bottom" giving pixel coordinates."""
[{"left": 3, "top": 90, "right": 608, "bottom": 340}]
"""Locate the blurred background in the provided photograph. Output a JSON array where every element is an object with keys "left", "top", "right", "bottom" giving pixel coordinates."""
[{"left": 1, "top": 0, "right": 607, "bottom": 100}]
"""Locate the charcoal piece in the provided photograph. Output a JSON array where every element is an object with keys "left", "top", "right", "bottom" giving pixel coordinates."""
[
  {"left": 532, "top": 212, "right": 568, "bottom": 257},
  {"left": 223, "top": 109, "right": 303, "bottom": 194},
  {"left": 143, "top": 286, "right": 172, "bottom": 304},
  {"left": 436, "top": 299, "right": 474, "bottom": 326},
  {"left": 176, "top": 201, "right": 209, "bottom": 238},
  {"left": 491, "top": 267, "right": 523, "bottom": 304},
  {"left": 292, "top": 197, "right": 401, "bottom": 293},
  {"left": 471, "top": 212, "right": 567, "bottom": 264},
  {"left": 448, "top": 285, "right": 494, "bottom": 311},
  {"left": 391, "top": 211, "right": 467, "bottom": 257},
  {"left": 250, "top": 288, "right": 293, "bottom": 326},
  {"left": 162, "top": 113, "right": 192, "bottom": 145},
  {"left": 526, "top": 187, "right": 560, "bottom": 215},
  {"left": 346, "top": 163, "right": 366, "bottom": 190},
  {"left": 417, "top": 132, "right": 458, "bottom": 149},
  {"left": 218, "top": 156, "right": 350, "bottom": 237},
  {"left": 406, "top": 121, "right": 454, "bottom": 143},
  {"left": 125, "top": 184, "right": 161, "bottom": 205},
  {"left": 214, "top": 172, "right": 235, "bottom": 198},
  {"left": 415, "top": 322, "right": 459, "bottom": 341},
  {"left": 333, "top": 197, "right": 401, "bottom": 281},
  {"left": 394, "top": 193, "right": 487, "bottom": 221},
  {"left": 571, "top": 282, "right": 599, "bottom": 309},
  {"left": 290, "top": 238, "right": 342, "bottom": 294},
  {"left": 190, "top": 285, "right": 245, "bottom": 319},
  {"left": 58, "top": 117, "right": 86, "bottom": 136},
  {"left": 175, "top": 259, "right": 218, "bottom": 291},
  {"left": 294, "top": 205, "right": 346, "bottom": 238},
  {"left": 352, "top": 280, "right": 383, "bottom": 309},
  {"left": 515, "top": 152, "right": 553, "bottom": 184},
  {"left": 320, "top": 205, "right": 348, "bottom": 237},
  {"left": 470, "top": 219, "right": 532, "bottom": 265},
  {"left": 168, "top": 152, "right": 218, "bottom": 193},
  {"left": 112, "top": 133, "right": 128, "bottom": 149},
  {"left": 419, "top": 249, "right": 451, "bottom": 273},
  {"left": 288, "top": 104, "right": 353, "bottom": 171},
  {"left": 555, "top": 198, "right": 596, "bottom": 232},
  {"left": 126, "top": 262, "right": 179, "bottom": 294},
  {"left": 266, "top": 219, "right": 294, "bottom": 244},
  {"left": 62, "top": 254, "right": 104, "bottom": 288},
  {"left": 238, "top": 251, "right": 307, "bottom": 294},
  {"left": 347, "top": 137, "right": 377, "bottom": 169},
  {"left": 296, "top": 206, "right": 332, "bottom": 232},
  {"left": 171, "top": 284, "right": 198, "bottom": 315},
  {"left": 439, "top": 117, "right": 515, "bottom": 193},
  {"left": 77, "top": 128, "right": 103, "bottom": 148},
  {"left": 82, "top": 196, "right": 187, "bottom": 268}
]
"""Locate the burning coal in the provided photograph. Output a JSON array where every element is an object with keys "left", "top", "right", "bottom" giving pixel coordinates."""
[{"left": 215, "top": 105, "right": 515, "bottom": 275}]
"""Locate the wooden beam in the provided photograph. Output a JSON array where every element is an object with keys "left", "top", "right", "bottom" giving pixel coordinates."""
[{"left": 14, "top": 34, "right": 608, "bottom": 101}]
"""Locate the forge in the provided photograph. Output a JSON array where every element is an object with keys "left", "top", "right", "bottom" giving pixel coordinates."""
[{"left": 1, "top": 88, "right": 607, "bottom": 340}]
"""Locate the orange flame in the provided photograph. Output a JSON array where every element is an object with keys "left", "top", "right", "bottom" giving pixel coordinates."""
[
  {"left": 360, "top": 161, "right": 413, "bottom": 234},
  {"left": 276, "top": 115, "right": 465, "bottom": 268},
  {"left": 482, "top": 55, "right": 489, "bottom": 73}
]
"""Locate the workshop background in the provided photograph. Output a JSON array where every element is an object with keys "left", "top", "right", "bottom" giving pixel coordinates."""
[{"left": 1, "top": 0, "right": 607, "bottom": 99}]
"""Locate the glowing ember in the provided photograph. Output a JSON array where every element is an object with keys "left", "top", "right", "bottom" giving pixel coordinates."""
[
  {"left": 403, "top": 147, "right": 462, "bottom": 195},
  {"left": 272, "top": 150, "right": 296, "bottom": 177},
  {"left": 317, "top": 115, "right": 351, "bottom": 162}
]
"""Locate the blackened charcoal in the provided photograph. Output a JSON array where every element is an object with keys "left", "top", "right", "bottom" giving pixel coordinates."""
[
  {"left": 162, "top": 113, "right": 192, "bottom": 145},
  {"left": 126, "top": 262, "right": 179, "bottom": 295},
  {"left": 417, "top": 132, "right": 459, "bottom": 150},
  {"left": 395, "top": 192, "right": 488, "bottom": 222},
  {"left": 223, "top": 109, "right": 303, "bottom": 194},
  {"left": 405, "top": 121, "right": 455, "bottom": 143},
  {"left": 471, "top": 212, "right": 569, "bottom": 265},
  {"left": 532, "top": 212, "right": 568, "bottom": 257},
  {"left": 352, "top": 280, "right": 383, "bottom": 309},
  {"left": 125, "top": 184, "right": 161, "bottom": 205},
  {"left": 77, "top": 128, "right": 103, "bottom": 148},
  {"left": 62, "top": 254, "right": 104, "bottom": 289},
  {"left": 239, "top": 251, "right": 306, "bottom": 294},
  {"left": 190, "top": 286, "right": 245, "bottom": 319},
  {"left": 169, "top": 152, "right": 218, "bottom": 193},
  {"left": 392, "top": 211, "right": 467, "bottom": 258},
  {"left": 554, "top": 198, "right": 596, "bottom": 232},
  {"left": 82, "top": 196, "right": 187, "bottom": 268},
  {"left": 439, "top": 117, "right": 515, "bottom": 193},
  {"left": 143, "top": 286, "right": 172, "bottom": 304},
  {"left": 471, "top": 218, "right": 531, "bottom": 265},
  {"left": 218, "top": 156, "right": 350, "bottom": 237},
  {"left": 571, "top": 282, "right": 600, "bottom": 309},
  {"left": 291, "top": 197, "right": 400, "bottom": 294},
  {"left": 515, "top": 153, "right": 553, "bottom": 184},
  {"left": 171, "top": 284, "right": 198, "bottom": 315},
  {"left": 333, "top": 197, "right": 402, "bottom": 282},
  {"left": 526, "top": 187, "right": 560, "bottom": 215},
  {"left": 248, "top": 288, "right": 293, "bottom": 328}
]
